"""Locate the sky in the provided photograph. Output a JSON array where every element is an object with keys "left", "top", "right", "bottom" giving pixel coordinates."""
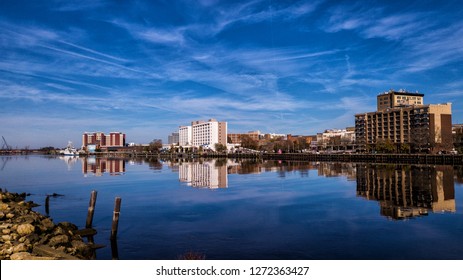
[{"left": 1, "top": 0, "right": 463, "bottom": 148}]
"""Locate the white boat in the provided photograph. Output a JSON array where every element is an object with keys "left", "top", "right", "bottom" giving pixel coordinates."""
[{"left": 59, "top": 141, "right": 78, "bottom": 156}]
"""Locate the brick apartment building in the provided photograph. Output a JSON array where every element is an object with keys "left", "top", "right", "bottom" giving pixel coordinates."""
[
  {"left": 82, "top": 132, "right": 126, "bottom": 149},
  {"left": 355, "top": 90, "right": 453, "bottom": 153}
]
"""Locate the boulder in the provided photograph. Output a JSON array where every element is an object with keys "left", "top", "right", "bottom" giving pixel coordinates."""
[
  {"left": 40, "top": 218, "right": 55, "bottom": 231},
  {"left": 13, "top": 243, "right": 28, "bottom": 253},
  {"left": 48, "top": 234, "right": 69, "bottom": 247},
  {"left": 17, "top": 224, "right": 35, "bottom": 236},
  {"left": 10, "top": 252, "right": 32, "bottom": 260}
]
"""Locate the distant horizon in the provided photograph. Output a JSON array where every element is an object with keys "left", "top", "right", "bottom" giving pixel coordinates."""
[{"left": 2, "top": 0, "right": 463, "bottom": 149}]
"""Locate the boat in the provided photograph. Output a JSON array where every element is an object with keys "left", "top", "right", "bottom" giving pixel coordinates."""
[{"left": 59, "top": 141, "right": 79, "bottom": 156}]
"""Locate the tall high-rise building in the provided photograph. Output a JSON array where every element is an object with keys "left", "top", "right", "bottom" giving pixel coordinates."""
[
  {"left": 179, "top": 126, "right": 192, "bottom": 146},
  {"left": 377, "top": 90, "right": 424, "bottom": 111},
  {"left": 355, "top": 90, "right": 453, "bottom": 153},
  {"left": 178, "top": 119, "right": 227, "bottom": 150},
  {"left": 168, "top": 132, "right": 179, "bottom": 145}
]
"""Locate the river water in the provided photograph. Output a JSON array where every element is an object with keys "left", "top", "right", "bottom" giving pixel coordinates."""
[{"left": 1, "top": 155, "right": 463, "bottom": 260}]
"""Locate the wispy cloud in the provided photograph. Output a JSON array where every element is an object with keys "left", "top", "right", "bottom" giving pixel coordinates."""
[
  {"left": 323, "top": 5, "right": 433, "bottom": 41},
  {"left": 323, "top": 2, "right": 463, "bottom": 75},
  {"left": 50, "top": 0, "right": 108, "bottom": 11},
  {"left": 403, "top": 22, "right": 463, "bottom": 72}
]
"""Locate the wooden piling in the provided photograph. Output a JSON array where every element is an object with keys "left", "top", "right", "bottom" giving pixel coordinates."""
[
  {"left": 111, "top": 237, "right": 119, "bottom": 260},
  {"left": 45, "top": 195, "right": 50, "bottom": 216},
  {"left": 111, "top": 197, "right": 121, "bottom": 240},
  {"left": 85, "top": 190, "right": 98, "bottom": 229}
]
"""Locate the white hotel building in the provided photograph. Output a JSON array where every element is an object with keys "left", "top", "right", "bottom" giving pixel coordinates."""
[
  {"left": 178, "top": 119, "right": 227, "bottom": 151},
  {"left": 179, "top": 126, "right": 192, "bottom": 146}
]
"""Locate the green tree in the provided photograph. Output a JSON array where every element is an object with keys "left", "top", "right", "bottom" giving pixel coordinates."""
[
  {"left": 214, "top": 143, "right": 227, "bottom": 153},
  {"left": 399, "top": 143, "right": 410, "bottom": 154},
  {"left": 240, "top": 135, "right": 259, "bottom": 150},
  {"left": 149, "top": 139, "right": 163, "bottom": 153},
  {"left": 376, "top": 139, "right": 395, "bottom": 153}
]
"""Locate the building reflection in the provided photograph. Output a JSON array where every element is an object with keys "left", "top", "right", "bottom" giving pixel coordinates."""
[
  {"left": 82, "top": 157, "right": 125, "bottom": 176},
  {"left": 356, "top": 164, "right": 455, "bottom": 220},
  {"left": 164, "top": 159, "right": 461, "bottom": 217},
  {"left": 173, "top": 160, "right": 360, "bottom": 188},
  {"left": 178, "top": 159, "right": 228, "bottom": 188},
  {"left": 317, "top": 162, "right": 356, "bottom": 180}
]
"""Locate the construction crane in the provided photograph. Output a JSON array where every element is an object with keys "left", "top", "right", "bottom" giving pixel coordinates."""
[{"left": 1, "top": 136, "right": 12, "bottom": 151}]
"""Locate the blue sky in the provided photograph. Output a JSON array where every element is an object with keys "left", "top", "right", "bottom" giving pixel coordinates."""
[{"left": 1, "top": 0, "right": 463, "bottom": 148}]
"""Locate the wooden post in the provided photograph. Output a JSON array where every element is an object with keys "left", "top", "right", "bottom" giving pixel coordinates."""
[
  {"left": 86, "top": 190, "right": 98, "bottom": 228},
  {"left": 111, "top": 197, "right": 121, "bottom": 240},
  {"left": 110, "top": 237, "right": 119, "bottom": 260},
  {"left": 45, "top": 195, "right": 50, "bottom": 216}
]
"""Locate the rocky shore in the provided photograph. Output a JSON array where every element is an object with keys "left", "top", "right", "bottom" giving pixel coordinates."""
[{"left": 1, "top": 189, "right": 95, "bottom": 260}]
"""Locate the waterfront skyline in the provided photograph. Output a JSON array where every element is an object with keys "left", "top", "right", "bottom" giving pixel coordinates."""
[{"left": 1, "top": 0, "right": 463, "bottom": 148}]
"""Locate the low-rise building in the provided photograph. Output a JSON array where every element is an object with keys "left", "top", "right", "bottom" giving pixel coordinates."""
[
  {"left": 453, "top": 124, "right": 463, "bottom": 153},
  {"left": 316, "top": 128, "right": 355, "bottom": 147},
  {"left": 228, "top": 131, "right": 260, "bottom": 144}
]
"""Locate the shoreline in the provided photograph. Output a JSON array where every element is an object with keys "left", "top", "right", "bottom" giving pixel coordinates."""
[
  {"left": 2, "top": 152, "right": 463, "bottom": 165},
  {"left": 0, "top": 190, "right": 95, "bottom": 260}
]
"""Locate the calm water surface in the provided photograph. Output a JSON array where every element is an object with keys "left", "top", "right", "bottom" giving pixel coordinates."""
[{"left": 1, "top": 155, "right": 463, "bottom": 260}]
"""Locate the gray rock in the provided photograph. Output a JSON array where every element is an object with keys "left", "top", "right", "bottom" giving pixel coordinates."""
[
  {"left": 0, "top": 203, "right": 8, "bottom": 211},
  {"left": 13, "top": 243, "right": 28, "bottom": 253},
  {"left": 0, "top": 223, "right": 12, "bottom": 229},
  {"left": 48, "top": 234, "right": 69, "bottom": 247},
  {"left": 41, "top": 218, "right": 55, "bottom": 231},
  {"left": 53, "top": 226, "right": 66, "bottom": 235},
  {"left": 17, "top": 224, "right": 35, "bottom": 236},
  {"left": 2, "top": 235, "right": 11, "bottom": 241},
  {"left": 10, "top": 252, "right": 32, "bottom": 260}
]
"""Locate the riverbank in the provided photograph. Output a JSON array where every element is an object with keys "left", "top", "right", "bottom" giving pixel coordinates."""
[
  {"left": 0, "top": 190, "right": 95, "bottom": 260},
  {"left": 2, "top": 150, "right": 463, "bottom": 165}
]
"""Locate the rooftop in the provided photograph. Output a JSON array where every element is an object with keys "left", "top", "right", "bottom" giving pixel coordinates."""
[{"left": 377, "top": 89, "right": 424, "bottom": 97}]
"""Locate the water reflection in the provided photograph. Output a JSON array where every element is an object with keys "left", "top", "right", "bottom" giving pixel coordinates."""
[
  {"left": 82, "top": 157, "right": 125, "bottom": 176},
  {"left": 356, "top": 164, "right": 456, "bottom": 219},
  {"left": 164, "top": 159, "right": 460, "bottom": 220},
  {"left": 73, "top": 156, "right": 462, "bottom": 219},
  {"left": 59, "top": 155, "right": 79, "bottom": 171},
  {"left": 177, "top": 159, "right": 228, "bottom": 189}
]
